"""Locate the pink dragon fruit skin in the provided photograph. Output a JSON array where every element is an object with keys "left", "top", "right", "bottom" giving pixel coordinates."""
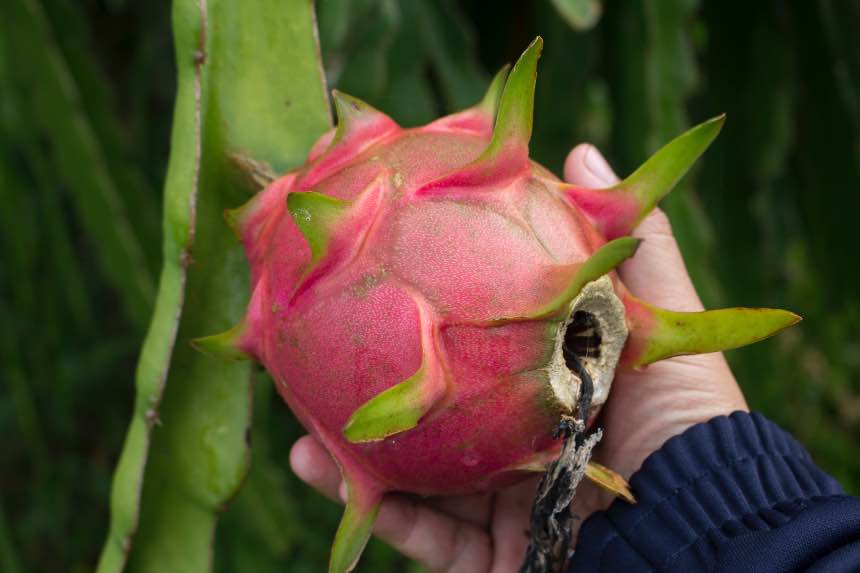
[{"left": 195, "top": 38, "right": 799, "bottom": 572}]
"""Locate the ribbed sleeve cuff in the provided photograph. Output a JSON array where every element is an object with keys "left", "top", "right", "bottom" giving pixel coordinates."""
[{"left": 569, "top": 411, "right": 846, "bottom": 572}]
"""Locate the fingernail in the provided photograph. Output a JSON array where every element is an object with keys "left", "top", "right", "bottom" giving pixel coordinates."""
[{"left": 584, "top": 146, "right": 617, "bottom": 185}]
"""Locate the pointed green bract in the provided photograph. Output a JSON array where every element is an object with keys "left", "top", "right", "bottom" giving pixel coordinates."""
[
  {"left": 343, "top": 364, "right": 433, "bottom": 443},
  {"left": 331, "top": 90, "right": 384, "bottom": 146},
  {"left": 329, "top": 477, "right": 382, "bottom": 573},
  {"left": 563, "top": 115, "right": 725, "bottom": 238},
  {"left": 298, "top": 92, "right": 397, "bottom": 190},
  {"left": 287, "top": 191, "right": 349, "bottom": 265},
  {"left": 484, "top": 37, "right": 543, "bottom": 159},
  {"left": 190, "top": 322, "right": 250, "bottom": 361},
  {"left": 529, "top": 237, "right": 640, "bottom": 319},
  {"left": 630, "top": 299, "right": 801, "bottom": 367},
  {"left": 477, "top": 64, "right": 511, "bottom": 118},
  {"left": 614, "top": 115, "right": 725, "bottom": 225},
  {"left": 585, "top": 461, "right": 636, "bottom": 504},
  {"left": 415, "top": 39, "right": 543, "bottom": 193},
  {"left": 343, "top": 304, "right": 446, "bottom": 443}
]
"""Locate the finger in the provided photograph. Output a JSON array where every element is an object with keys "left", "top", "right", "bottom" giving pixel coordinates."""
[
  {"left": 429, "top": 492, "right": 493, "bottom": 527},
  {"left": 289, "top": 434, "right": 343, "bottom": 502},
  {"left": 490, "top": 478, "right": 537, "bottom": 573},
  {"left": 374, "top": 494, "right": 492, "bottom": 573},
  {"left": 292, "top": 435, "right": 494, "bottom": 571},
  {"left": 618, "top": 209, "right": 704, "bottom": 312},
  {"left": 564, "top": 143, "right": 619, "bottom": 187}
]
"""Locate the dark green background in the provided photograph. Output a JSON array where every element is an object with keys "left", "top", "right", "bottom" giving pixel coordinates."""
[{"left": 2, "top": 0, "right": 858, "bottom": 571}]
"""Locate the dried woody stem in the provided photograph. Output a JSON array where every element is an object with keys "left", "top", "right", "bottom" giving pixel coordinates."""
[{"left": 519, "top": 351, "right": 601, "bottom": 573}]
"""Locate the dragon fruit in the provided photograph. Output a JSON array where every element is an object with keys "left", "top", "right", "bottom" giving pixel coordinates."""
[{"left": 195, "top": 37, "right": 799, "bottom": 572}]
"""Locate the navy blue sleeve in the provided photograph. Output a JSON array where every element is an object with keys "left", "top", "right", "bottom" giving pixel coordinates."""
[{"left": 569, "top": 411, "right": 860, "bottom": 572}]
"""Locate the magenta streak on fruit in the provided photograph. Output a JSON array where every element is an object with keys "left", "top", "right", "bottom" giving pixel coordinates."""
[{"left": 194, "top": 37, "right": 800, "bottom": 573}]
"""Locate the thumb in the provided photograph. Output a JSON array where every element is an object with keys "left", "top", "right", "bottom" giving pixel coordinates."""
[
  {"left": 564, "top": 143, "right": 619, "bottom": 187},
  {"left": 563, "top": 144, "right": 703, "bottom": 312}
]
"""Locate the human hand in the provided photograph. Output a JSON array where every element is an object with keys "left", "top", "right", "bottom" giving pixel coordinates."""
[
  {"left": 291, "top": 431, "right": 537, "bottom": 573},
  {"left": 562, "top": 144, "right": 748, "bottom": 520},
  {"left": 289, "top": 144, "right": 748, "bottom": 572}
]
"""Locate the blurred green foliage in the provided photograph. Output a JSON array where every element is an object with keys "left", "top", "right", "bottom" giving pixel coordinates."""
[{"left": 1, "top": 0, "right": 858, "bottom": 571}]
